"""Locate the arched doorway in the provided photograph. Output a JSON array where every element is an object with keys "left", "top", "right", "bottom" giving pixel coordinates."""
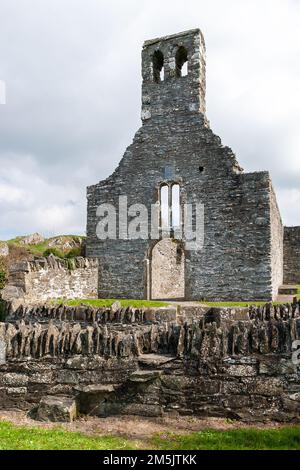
[{"left": 150, "top": 239, "right": 185, "bottom": 300}]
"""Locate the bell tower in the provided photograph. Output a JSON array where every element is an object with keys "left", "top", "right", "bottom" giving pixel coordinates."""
[{"left": 141, "top": 28, "right": 206, "bottom": 121}]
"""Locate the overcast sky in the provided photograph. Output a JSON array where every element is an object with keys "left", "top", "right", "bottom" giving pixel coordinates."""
[{"left": 0, "top": 0, "right": 299, "bottom": 239}]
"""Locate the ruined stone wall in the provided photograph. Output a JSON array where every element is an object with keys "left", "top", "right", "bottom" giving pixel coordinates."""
[
  {"left": 270, "top": 184, "right": 284, "bottom": 296},
  {"left": 284, "top": 227, "right": 300, "bottom": 284},
  {"left": 87, "top": 115, "right": 276, "bottom": 301},
  {"left": 0, "top": 302, "right": 299, "bottom": 422},
  {"left": 1, "top": 256, "right": 98, "bottom": 305},
  {"left": 86, "top": 29, "right": 281, "bottom": 302}
]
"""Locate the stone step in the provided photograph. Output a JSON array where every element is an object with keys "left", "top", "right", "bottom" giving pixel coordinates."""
[{"left": 278, "top": 285, "right": 298, "bottom": 296}]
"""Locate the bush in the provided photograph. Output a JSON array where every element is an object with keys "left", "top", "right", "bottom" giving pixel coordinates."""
[
  {"left": 0, "top": 272, "right": 6, "bottom": 290},
  {"left": 65, "top": 247, "right": 83, "bottom": 259},
  {"left": 43, "top": 248, "right": 64, "bottom": 259},
  {"left": 0, "top": 257, "right": 8, "bottom": 290}
]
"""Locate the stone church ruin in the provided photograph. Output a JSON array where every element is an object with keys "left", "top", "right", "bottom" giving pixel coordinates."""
[
  {"left": 0, "top": 29, "right": 300, "bottom": 423},
  {"left": 86, "top": 28, "right": 300, "bottom": 302}
]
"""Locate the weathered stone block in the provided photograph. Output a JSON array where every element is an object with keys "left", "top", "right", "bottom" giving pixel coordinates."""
[
  {"left": 221, "top": 381, "right": 246, "bottom": 395},
  {"left": 55, "top": 370, "right": 79, "bottom": 385},
  {"left": 33, "top": 396, "right": 77, "bottom": 422},
  {"left": 28, "top": 372, "right": 53, "bottom": 384},
  {"left": 223, "top": 395, "right": 252, "bottom": 409},
  {"left": 226, "top": 365, "right": 257, "bottom": 377},
  {"left": 161, "top": 375, "right": 189, "bottom": 391},
  {"left": 248, "top": 378, "right": 284, "bottom": 396},
  {"left": 2, "top": 373, "right": 28, "bottom": 387},
  {"left": 120, "top": 403, "right": 163, "bottom": 417},
  {"left": 66, "top": 356, "right": 104, "bottom": 370},
  {"left": 129, "top": 370, "right": 162, "bottom": 383},
  {"left": 282, "top": 397, "right": 300, "bottom": 414},
  {"left": 6, "top": 387, "right": 27, "bottom": 396},
  {"left": 259, "top": 357, "right": 297, "bottom": 376}
]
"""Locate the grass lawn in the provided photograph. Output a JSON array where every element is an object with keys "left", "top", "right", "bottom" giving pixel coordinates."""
[
  {"left": 200, "top": 301, "right": 284, "bottom": 307},
  {"left": 201, "top": 285, "right": 300, "bottom": 307},
  {"left": 0, "top": 422, "right": 139, "bottom": 450},
  {"left": 152, "top": 427, "right": 300, "bottom": 450},
  {"left": 54, "top": 298, "right": 169, "bottom": 308},
  {"left": 54, "top": 288, "right": 300, "bottom": 310},
  {"left": 0, "top": 422, "right": 300, "bottom": 450}
]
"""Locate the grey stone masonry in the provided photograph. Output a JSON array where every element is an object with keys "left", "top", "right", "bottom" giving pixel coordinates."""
[
  {"left": 0, "top": 301, "right": 300, "bottom": 422},
  {"left": 86, "top": 28, "right": 284, "bottom": 301},
  {"left": 1, "top": 255, "right": 98, "bottom": 306},
  {"left": 284, "top": 227, "right": 300, "bottom": 284}
]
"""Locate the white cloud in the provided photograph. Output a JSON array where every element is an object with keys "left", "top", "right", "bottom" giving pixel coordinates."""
[{"left": 0, "top": 0, "right": 299, "bottom": 239}]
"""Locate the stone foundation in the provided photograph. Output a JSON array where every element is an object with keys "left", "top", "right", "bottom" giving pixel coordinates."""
[{"left": 0, "top": 301, "right": 299, "bottom": 422}]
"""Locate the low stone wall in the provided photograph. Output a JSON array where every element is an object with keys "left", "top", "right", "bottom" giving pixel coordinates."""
[
  {"left": 4, "top": 303, "right": 211, "bottom": 325},
  {"left": 0, "top": 320, "right": 180, "bottom": 360},
  {"left": 1, "top": 256, "right": 98, "bottom": 306},
  {"left": 0, "top": 302, "right": 299, "bottom": 422},
  {"left": 284, "top": 227, "right": 300, "bottom": 284}
]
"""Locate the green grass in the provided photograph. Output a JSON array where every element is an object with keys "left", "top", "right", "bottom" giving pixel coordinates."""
[
  {"left": 55, "top": 287, "right": 300, "bottom": 310},
  {"left": 54, "top": 298, "right": 169, "bottom": 308},
  {"left": 0, "top": 422, "right": 139, "bottom": 450},
  {"left": 151, "top": 427, "right": 300, "bottom": 450},
  {"left": 0, "top": 422, "right": 300, "bottom": 450},
  {"left": 201, "top": 286, "right": 300, "bottom": 307},
  {"left": 6, "top": 236, "right": 49, "bottom": 254},
  {"left": 201, "top": 301, "right": 283, "bottom": 307}
]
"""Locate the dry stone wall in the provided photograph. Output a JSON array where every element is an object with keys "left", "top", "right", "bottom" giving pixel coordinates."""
[
  {"left": 1, "top": 256, "right": 98, "bottom": 305},
  {"left": 0, "top": 301, "right": 299, "bottom": 422}
]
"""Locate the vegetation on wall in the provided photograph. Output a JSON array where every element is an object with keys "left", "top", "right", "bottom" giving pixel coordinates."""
[
  {"left": 0, "top": 257, "right": 8, "bottom": 290},
  {"left": 43, "top": 248, "right": 65, "bottom": 258},
  {"left": 0, "top": 235, "right": 85, "bottom": 291}
]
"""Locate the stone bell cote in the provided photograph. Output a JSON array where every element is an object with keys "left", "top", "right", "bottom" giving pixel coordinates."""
[{"left": 141, "top": 28, "right": 206, "bottom": 121}]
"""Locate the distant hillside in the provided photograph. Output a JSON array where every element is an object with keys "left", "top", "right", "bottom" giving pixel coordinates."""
[
  {"left": 0, "top": 234, "right": 86, "bottom": 289},
  {"left": 5, "top": 233, "right": 86, "bottom": 258}
]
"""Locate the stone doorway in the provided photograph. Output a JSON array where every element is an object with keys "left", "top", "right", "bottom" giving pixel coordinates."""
[{"left": 150, "top": 239, "right": 185, "bottom": 300}]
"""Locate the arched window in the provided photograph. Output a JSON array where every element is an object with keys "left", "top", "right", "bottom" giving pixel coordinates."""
[
  {"left": 175, "top": 46, "right": 188, "bottom": 77},
  {"left": 152, "top": 50, "right": 164, "bottom": 83},
  {"left": 160, "top": 184, "right": 169, "bottom": 230},
  {"left": 171, "top": 184, "right": 180, "bottom": 229},
  {"left": 159, "top": 183, "right": 181, "bottom": 234}
]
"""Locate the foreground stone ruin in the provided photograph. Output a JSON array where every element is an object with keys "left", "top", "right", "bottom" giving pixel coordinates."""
[{"left": 0, "top": 300, "right": 299, "bottom": 423}]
